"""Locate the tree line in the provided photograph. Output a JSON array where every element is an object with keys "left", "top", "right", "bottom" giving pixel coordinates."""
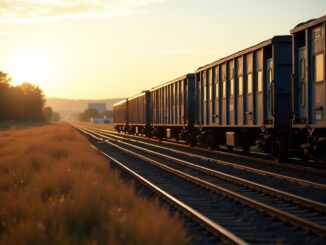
[
  {"left": 79, "top": 108, "right": 112, "bottom": 122},
  {"left": 0, "top": 71, "right": 60, "bottom": 122}
]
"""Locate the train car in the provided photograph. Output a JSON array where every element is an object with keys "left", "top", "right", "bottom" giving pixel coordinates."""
[
  {"left": 113, "top": 99, "right": 128, "bottom": 132},
  {"left": 150, "top": 74, "right": 195, "bottom": 141},
  {"left": 194, "top": 36, "right": 293, "bottom": 160},
  {"left": 290, "top": 15, "right": 326, "bottom": 162},
  {"left": 126, "top": 91, "right": 151, "bottom": 135}
]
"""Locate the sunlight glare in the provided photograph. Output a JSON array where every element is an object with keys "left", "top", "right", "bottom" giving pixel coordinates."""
[{"left": 8, "top": 50, "right": 50, "bottom": 89}]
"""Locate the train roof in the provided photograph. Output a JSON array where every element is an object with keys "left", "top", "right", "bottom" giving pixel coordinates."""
[
  {"left": 195, "top": 35, "right": 291, "bottom": 73},
  {"left": 150, "top": 73, "right": 195, "bottom": 91},
  {"left": 291, "top": 15, "right": 326, "bottom": 34},
  {"left": 113, "top": 99, "right": 127, "bottom": 107},
  {"left": 128, "top": 91, "right": 149, "bottom": 101}
]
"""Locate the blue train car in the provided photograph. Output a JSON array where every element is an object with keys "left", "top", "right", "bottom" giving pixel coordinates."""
[
  {"left": 113, "top": 91, "right": 151, "bottom": 135},
  {"left": 290, "top": 15, "right": 326, "bottom": 161},
  {"left": 126, "top": 91, "right": 151, "bottom": 135},
  {"left": 194, "top": 36, "right": 292, "bottom": 160},
  {"left": 150, "top": 74, "right": 195, "bottom": 141}
]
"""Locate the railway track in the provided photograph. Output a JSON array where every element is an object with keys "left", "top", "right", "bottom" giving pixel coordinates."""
[
  {"left": 74, "top": 125, "right": 247, "bottom": 244},
  {"left": 82, "top": 126, "right": 326, "bottom": 192},
  {"left": 73, "top": 124, "right": 326, "bottom": 243},
  {"left": 89, "top": 126, "right": 326, "bottom": 175}
]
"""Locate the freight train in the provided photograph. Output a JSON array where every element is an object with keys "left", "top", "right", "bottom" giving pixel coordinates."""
[{"left": 113, "top": 15, "right": 326, "bottom": 163}]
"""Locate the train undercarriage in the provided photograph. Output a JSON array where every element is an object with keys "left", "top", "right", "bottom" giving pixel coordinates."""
[
  {"left": 192, "top": 126, "right": 289, "bottom": 162},
  {"left": 115, "top": 123, "right": 325, "bottom": 164},
  {"left": 289, "top": 127, "right": 326, "bottom": 163}
]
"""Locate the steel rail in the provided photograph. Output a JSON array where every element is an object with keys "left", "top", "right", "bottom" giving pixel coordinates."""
[
  {"left": 91, "top": 126, "right": 326, "bottom": 176},
  {"left": 104, "top": 135, "right": 326, "bottom": 213},
  {"left": 74, "top": 125, "right": 248, "bottom": 245},
  {"left": 88, "top": 126, "right": 326, "bottom": 190},
  {"left": 78, "top": 126, "right": 326, "bottom": 236}
]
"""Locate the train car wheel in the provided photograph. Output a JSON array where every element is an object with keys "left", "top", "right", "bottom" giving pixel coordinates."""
[
  {"left": 242, "top": 144, "right": 250, "bottom": 152},
  {"left": 207, "top": 135, "right": 213, "bottom": 150},
  {"left": 175, "top": 133, "right": 179, "bottom": 143},
  {"left": 188, "top": 133, "right": 195, "bottom": 146},
  {"left": 272, "top": 140, "right": 287, "bottom": 162},
  {"left": 324, "top": 143, "right": 326, "bottom": 164}
]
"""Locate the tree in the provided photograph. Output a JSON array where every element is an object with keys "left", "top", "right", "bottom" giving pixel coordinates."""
[
  {"left": 100, "top": 110, "right": 113, "bottom": 118},
  {"left": 0, "top": 71, "right": 11, "bottom": 86},
  {"left": 51, "top": 112, "right": 60, "bottom": 122},
  {"left": 18, "top": 82, "right": 45, "bottom": 121},
  {"left": 0, "top": 70, "right": 49, "bottom": 122},
  {"left": 43, "top": 107, "right": 61, "bottom": 122},
  {"left": 43, "top": 106, "right": 53, "bottom": 122},
  {"left": 0, "top": 72, "right": 11, "bottom": 120},
  {"left": 79, "top": 108, "right": 99, "bottom": 122},
  {"left": 7, "top": 86, "right": 25, "bottom": 120}
]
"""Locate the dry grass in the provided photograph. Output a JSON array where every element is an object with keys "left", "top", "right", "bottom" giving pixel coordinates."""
[
  {"left": 0, "top": 121, "right": 48, "bottom": 131},
  {"left": 0, "top": 123, "right": 188, "bottom": 245}
]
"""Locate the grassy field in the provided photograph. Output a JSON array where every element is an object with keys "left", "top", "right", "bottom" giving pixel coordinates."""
[
  {"left": 0, "top": 121, "right": 48, "bottom": 131},
  {"left": 0, "top": 123, "right": 188, "bottom": 244}
]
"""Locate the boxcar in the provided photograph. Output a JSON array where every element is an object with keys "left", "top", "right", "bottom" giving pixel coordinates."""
[
  {"left": 113, "top": 99, "right": 128, "bottom": 132},
  {"left": 150, "top": 74, "right": 195, "bottom": 141},
  {"left": 290, "top": 15, "right": 326, "bottom": 161},
  {"left": 194, "top": 36, "right": 292, "bottom": 160},
  {"left": 126, "top": 91, "right": 151, "bottom": 135}
]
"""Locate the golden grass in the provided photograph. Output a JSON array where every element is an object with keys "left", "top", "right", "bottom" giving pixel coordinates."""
[
  {"left": 0, "top": 121, "right": 48, "bottom": 131},
  {"left": 0, "top": 123, "right": 188, "bottom": 244}
]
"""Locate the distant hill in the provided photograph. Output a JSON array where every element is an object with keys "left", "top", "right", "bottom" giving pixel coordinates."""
[{"left": 46, "top": 98, "right": 124, "bottom": 120}]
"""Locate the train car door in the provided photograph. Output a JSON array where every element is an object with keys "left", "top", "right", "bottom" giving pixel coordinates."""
[
  {"left": 265, "top": 58, "right": 274, "bottom": 123},
  {"left": 237, "top": 57, "right": 244, "bottom": 126},
  {"left": 256, "top": 50, "right": 263, "bottom": 125},
  {"left": 310, "top": 34, "right": 326, "bottom": 125},
  {"left": 176, "top": 82, "right": 179, "bottom": 125},
  {"left": 203, "top": 70, "right": 208, "bottom": 126},
  {"left": 196, "top": 73, "right": 203, "bottom": 125},
  {"left": 171, "top": 84, "right": 174, "bottom": 124},
  {"left": 296, "top": 48, "right": 307, "bottom": 121},
  {"left": 159, "top": 90, "right": 162, "bottom": 124},
  {"left": 184, "top": 80, "right": 188, "bottom": 125},
  {"left": 209, "top": 68, "right": 214, "bottom": 125},
  {"left": 162, "top": 87, "right": 166, "bottom": 124},
  {"left": 312, "top": 52, "right": 325, "bottom": 123},
  {"left": 222, "top": 64, "right": 228, "bottom": 125},
  {"left": 180, "top": 80, "right": 184, "bottom": 124},
  {"left": 172, "top": 83, "right": 175, "bottom": 125},
  {"left": 245, "top": 54, "right": 254, "bottom": 125},
  {"left": 229, "top": 60, "right": 235, "bottom": 126},
  {"left": 167, "top": 87, "right": 170, "bottom": 124},
  {"left": 214, "top": 66, "right": 220, "bottom": 125}
]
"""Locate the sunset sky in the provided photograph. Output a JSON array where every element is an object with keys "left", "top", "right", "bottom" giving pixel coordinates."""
[{"left": 0, "top": 0, "right": 325, "bottom": 100}]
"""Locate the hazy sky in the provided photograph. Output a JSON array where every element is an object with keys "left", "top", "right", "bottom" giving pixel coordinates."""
[{"left": 0, "top": 0, "right": 325, "bottom": 100}]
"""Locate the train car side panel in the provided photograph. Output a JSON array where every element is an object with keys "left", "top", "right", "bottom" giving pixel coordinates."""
[
  {"left": 113, "top": 99, "right": 128, "bottom": 132},
  {"left": 290, "top": 15, "right": 326, "bottom": 161}
]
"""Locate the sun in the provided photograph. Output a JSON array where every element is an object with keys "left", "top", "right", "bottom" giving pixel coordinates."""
[{"left": 8, "top": 50, "right": 50, "bottom": 89}]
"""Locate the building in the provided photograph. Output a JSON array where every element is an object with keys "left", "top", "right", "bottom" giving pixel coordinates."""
[
  {"left": 90, "top": 117, "right": 113, "bottom": 124},
  {"left": 88, "top": 103, "right": 106, "bottom": 114}
]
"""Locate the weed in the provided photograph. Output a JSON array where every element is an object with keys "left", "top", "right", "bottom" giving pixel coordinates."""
[{"left": 0, "top": 123, "right": 188, "bottom": 244}]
